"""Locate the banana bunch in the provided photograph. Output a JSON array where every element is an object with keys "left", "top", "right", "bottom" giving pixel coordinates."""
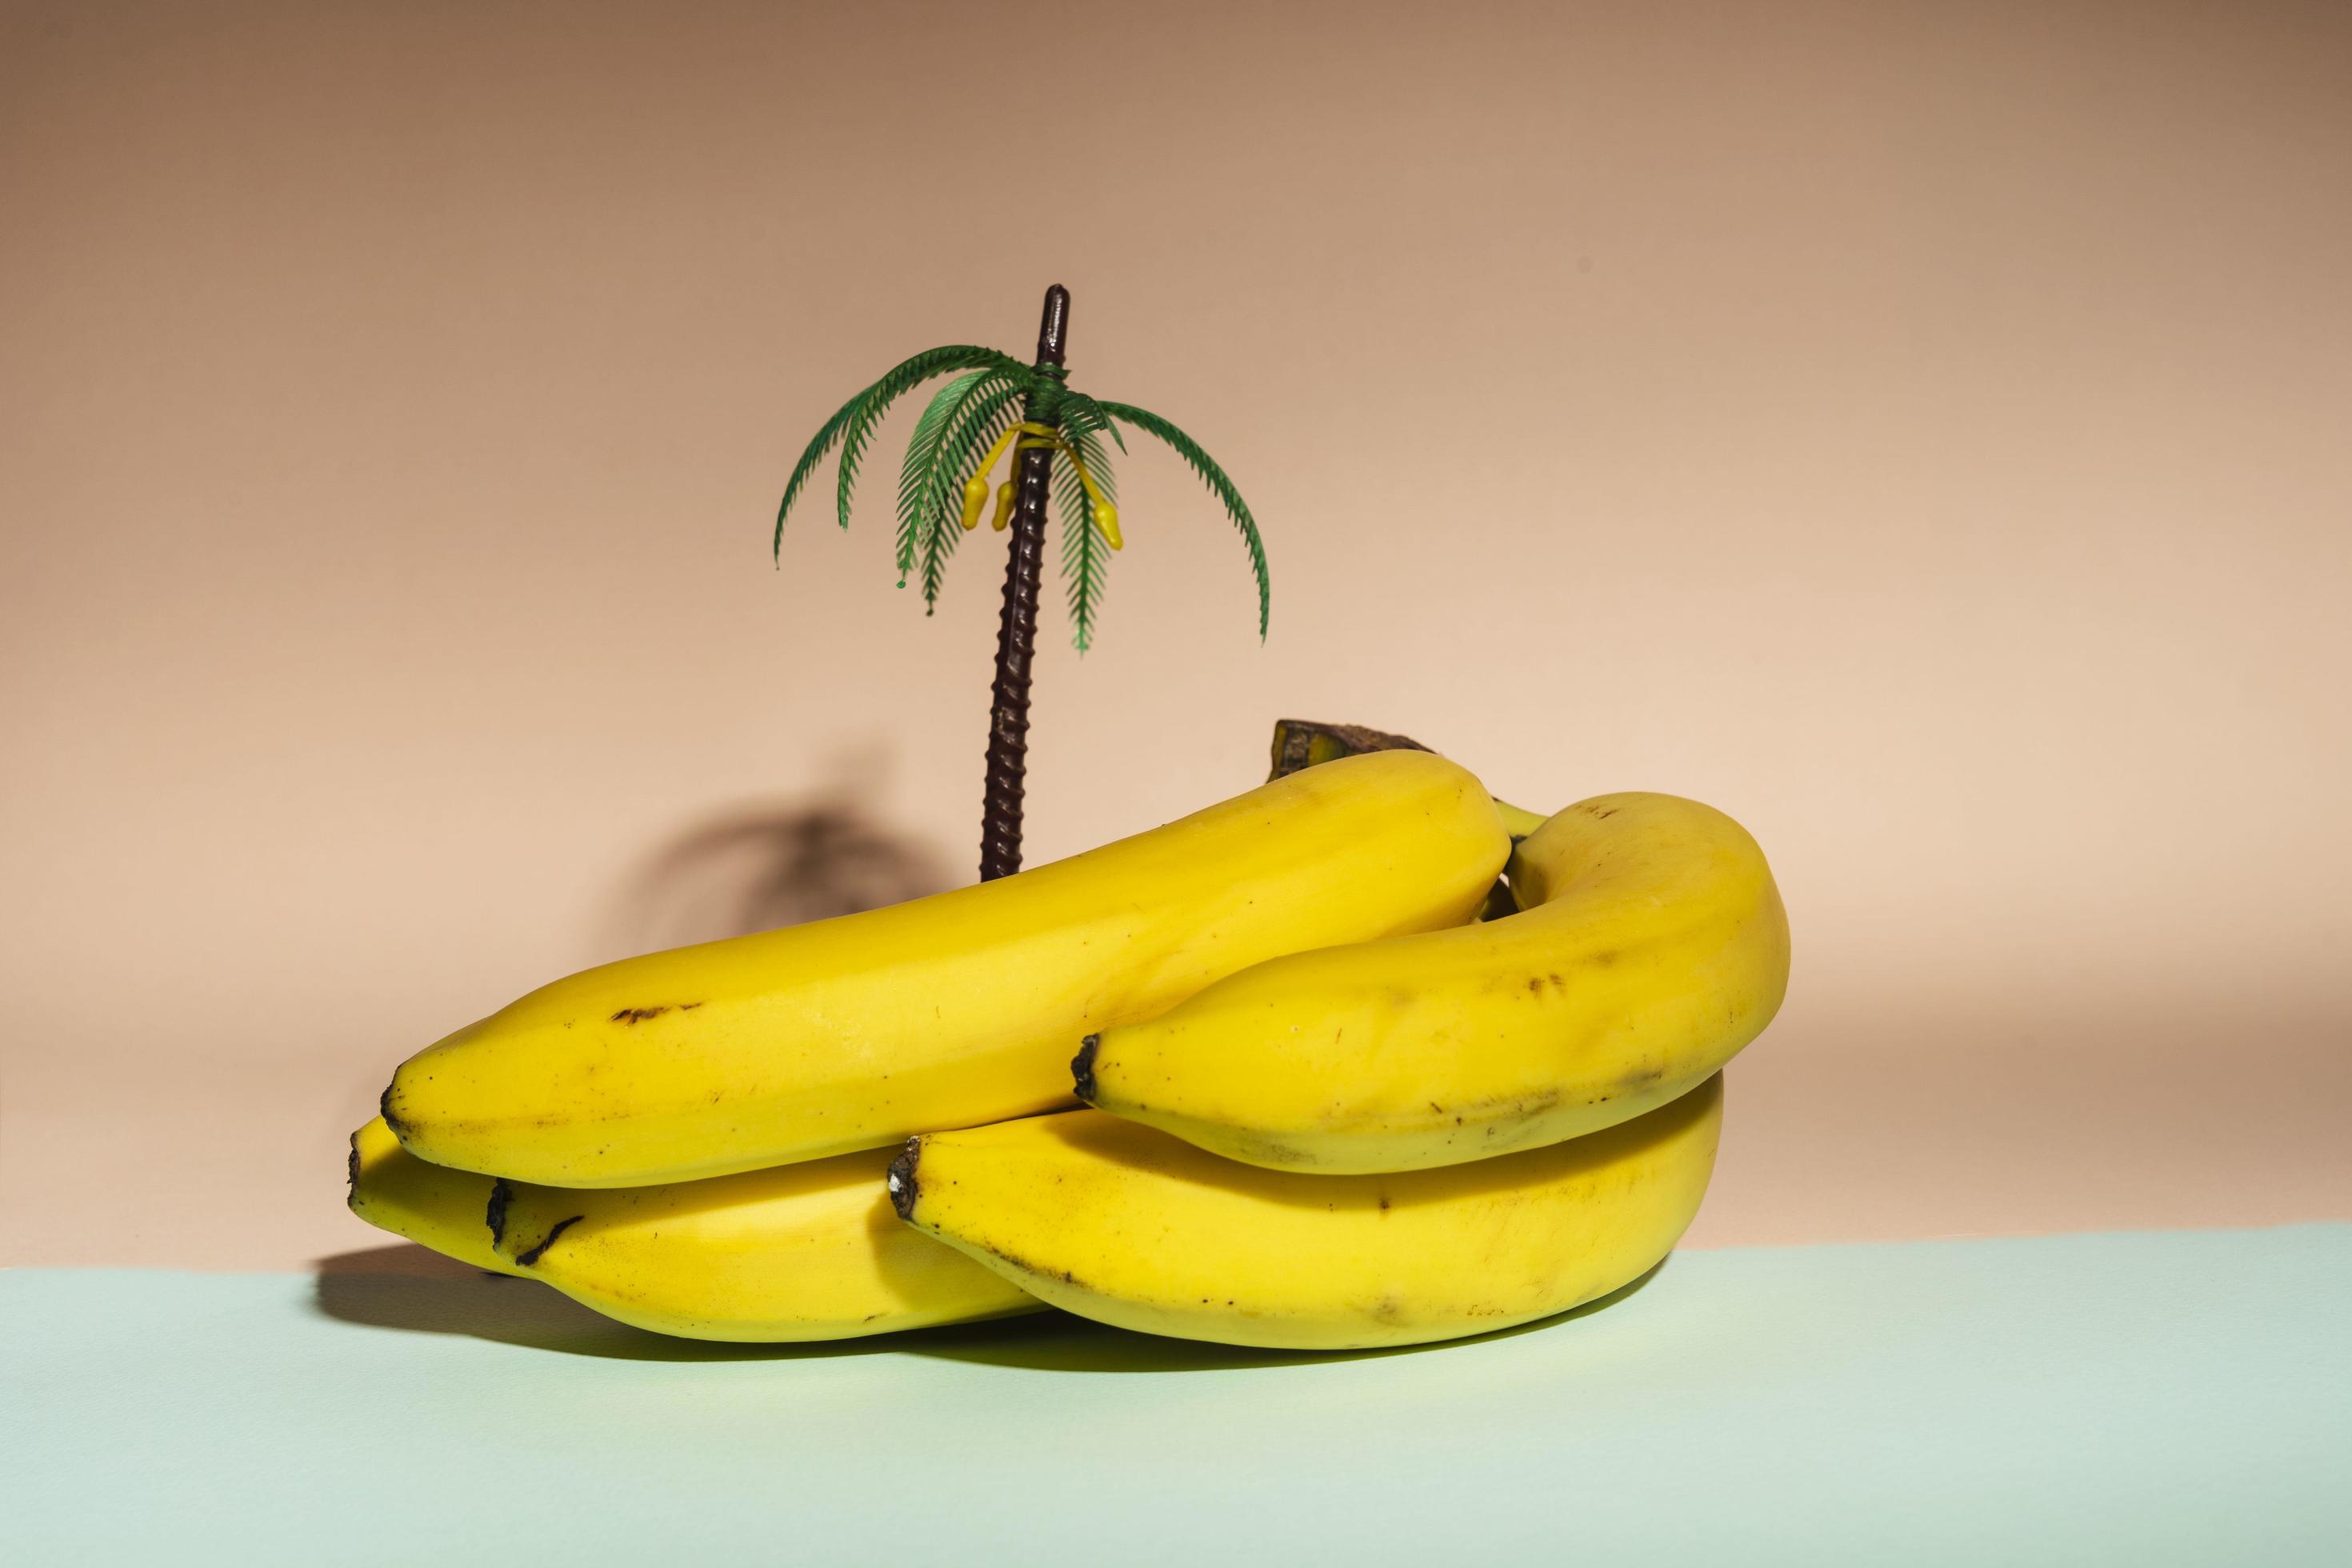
[
  {"left": 382, "top": 748, "right": 1504, "bottom": 1186},
  {"left": 351, "top": 727, "right": 1787, "bottom": 1350}
]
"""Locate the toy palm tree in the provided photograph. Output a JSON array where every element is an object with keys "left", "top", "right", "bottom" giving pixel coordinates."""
[{"left": 774, "top": 285, "right": 1271, "bottom": 881}]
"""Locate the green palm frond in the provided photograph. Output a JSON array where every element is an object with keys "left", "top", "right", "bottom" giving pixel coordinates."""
[
  {"left": 1058, "top": 387, "right": 1127, "bottom": 455},
  {"left": 782, "top": 342, "right": 1270, "bottom": 649},
  {"left": 894, "top": 368, "right": 1009, "bottom": 587},
  {"left": 774, "top": 400, "right": 860, "bottom": 558},
  {"left": 1065, "top": 425, "right": 1118, "bottom": 510},
  {"left": 919, "top": 382, "right": 1027, "bottom": 611},
  {"left": 834, "top": 346, "right": 1027, "bottom": 534},
  {"left": 1054, "top": 425, "right": 1118, "bottom": 652},
  {"left": 774, "top": 344, "right": 1026, "bottom": 557},
  {"left": 1094, "top": 400, "right": 1271, "bottom": 638}
]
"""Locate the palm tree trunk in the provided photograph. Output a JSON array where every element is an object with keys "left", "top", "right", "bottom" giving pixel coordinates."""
[{"left": 977, "top": 284, "right": 1070, "bottom": 881}]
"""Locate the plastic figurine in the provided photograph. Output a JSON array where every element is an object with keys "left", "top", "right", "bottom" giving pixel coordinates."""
[{"left": 774, "top": 285, "right": 1270, "bottom": 879}]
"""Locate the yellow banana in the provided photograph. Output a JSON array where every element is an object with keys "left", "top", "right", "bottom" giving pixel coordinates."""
[
  {"left": 346, "top": 1115, "right": 515, "bottom": 1274},
  {"left": 892, "top": 1076, "right": 1722, "bottom": 1350},
  {"left": 383, "top": 750, "right": 1509, "bottom": 1186},
  {"left": 486, "top": 1146, "right": 1041, "bottom": 1342},
  {"left": 347, "top": 1115, "right": 1034, "bottom": 1339},
  {"left": 1076, "top": 792, "right": 1786, "bottom": 1173}
]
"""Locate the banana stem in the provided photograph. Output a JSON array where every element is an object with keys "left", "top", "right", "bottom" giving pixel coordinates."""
[
  {"left": 1494, "top": 800, "right": 1548, "bottom": 839},
  {"left": 1264, "top": 718, "right": 1549, "bottom": 840}
]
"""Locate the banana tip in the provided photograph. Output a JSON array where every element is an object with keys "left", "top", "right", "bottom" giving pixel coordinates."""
[
  {"left": 1070, "top": 1034, "right": 1101, "bottom": 1104},
  {"left": 485, "top": 1178, "right": 512, "bottom": 1252},
  {"left": 345, "top": 1138, "right": 362, "bottom": 1209},
  {"left": 377, "top": 1079, "right": 410, "bottom": 1142},
  {"left": 886, "top": 1140, "right": 922, "bottom": 1222}
]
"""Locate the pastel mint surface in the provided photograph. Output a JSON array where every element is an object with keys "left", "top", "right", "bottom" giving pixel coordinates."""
[{"left": 5, "top": 1227, "right": 2345, "bottom": 1564}]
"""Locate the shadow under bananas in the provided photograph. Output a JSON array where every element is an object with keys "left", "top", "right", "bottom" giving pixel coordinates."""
[
  {"left": 898, "top": 1259, "right": 1670, "bottom": 1373},
  {"left": 309, "top": 1243, "right": 1668, "bottom": 1371},
  {"left": 311, "top": 1245, "right": 912, "bottom": 1362}
]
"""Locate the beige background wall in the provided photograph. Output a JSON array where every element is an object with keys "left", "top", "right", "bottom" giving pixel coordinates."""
[{"left": 4, "top": 0, "right": 2346, "bottom": 1269}]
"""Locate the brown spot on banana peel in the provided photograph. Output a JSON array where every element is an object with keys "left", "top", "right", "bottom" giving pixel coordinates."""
[
  {"left": 484, "top": 1180, "right": 582, "bottom": 1267},
  {"left": 886, "top": 1139, "right": 922, "bottom": 1221},
  {"left": 1426, "top": 1086, "right": 1563, "bottom": 1134},
  {"left": 513, "top": 1215, "right": 582, "bottom": 1269},
  {"left": 610, "top": 1006, "right": 670, "bottom": 1025},
  {"left": 928, "top": 1222, "right": 1087, "bottom": 1294},
  {"left": 486, "top": 1179, "right": 513, "bottom": 1249},
  {"left": 1489, "top": 1088, "right": 1563, "bottom": 1130},
  {"left": 992, "top": 1250, "right": 1085, "bottom": 1292}
]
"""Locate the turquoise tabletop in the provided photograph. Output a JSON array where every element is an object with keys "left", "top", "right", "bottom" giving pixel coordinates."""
[{"left": 5, "top": 1226, "right": 2346, "bottom": 1565}]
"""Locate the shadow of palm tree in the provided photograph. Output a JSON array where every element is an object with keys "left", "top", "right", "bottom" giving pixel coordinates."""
[{"left": 600, "top": 752, "right": 956, "bottom": 954}]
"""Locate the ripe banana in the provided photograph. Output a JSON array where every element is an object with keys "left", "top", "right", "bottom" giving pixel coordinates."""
[
  {"left": 1075, "top": 791, "right": 1786, "bottom": 1173},
  {"left": 892, "top": 1075, "right": 1722, "bottom": 1350},
  {"left": 348, "top": 1115, "right": 517, "bottom": 1274},
  {"left": 349, "top": 1115, "right": 1034, "bottom": 1338},
  {"left": 486, "top": 1146, "right": 1041, "bottom": 1341},
  {"left": 382, "top": 748, "right": 1509, "bottom": 1186}
]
